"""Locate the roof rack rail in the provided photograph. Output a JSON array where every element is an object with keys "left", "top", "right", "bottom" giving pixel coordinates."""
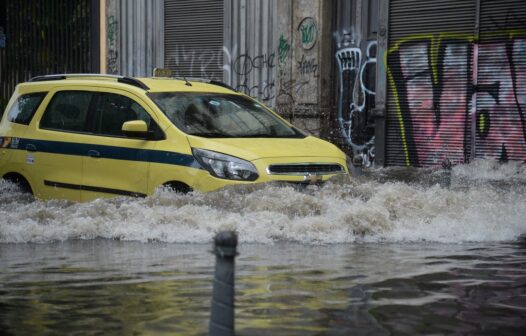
[
  {"left": 28, "top": 74, "right": 150, "bottom": 90},
  {"left": 171, "top": 77, "right": 237, "bottom": 92},
  {"left": 209, "top": 80, "right": 237, "bottom": 92}
]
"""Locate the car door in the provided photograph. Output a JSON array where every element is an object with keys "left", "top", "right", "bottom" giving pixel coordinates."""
[
  {"left": 80, "top": 89, "right": 162, "bottom": 201},
  {"left": 29, "top": 89, "right": 94, "bottom": 201}
]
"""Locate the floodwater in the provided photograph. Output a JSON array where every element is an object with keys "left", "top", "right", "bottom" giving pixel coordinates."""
[{"left": 1, "top": 160, "right": 525, "bottom": 335}]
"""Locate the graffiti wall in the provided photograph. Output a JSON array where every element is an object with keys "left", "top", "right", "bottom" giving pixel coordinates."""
[
  {"left": 106, "top": 0, "right": 526, "bottom": 167},
  {"left": 165, "top": 45, "right": 225, "bottom": 80},
  {"left": 334, "top": 30, "right": 377, "bottom": 167},
  {"left": 387, "top": 32, "right": 526, "bottom": 166},
  {"left": 331, "top": 0, "right": 379, "bottom": 167},
  {"left": 110, "top": 0, "right": 335, "bottom": 139},
  {"left": 106, "top": 11, "right": 118, "bottom": 74},
  {"left": 231, "top": 50, "right": 277, "bottom": 103},
  {"left": 164, "top": 44, "right": 278, "bottom": 104},
  {"left": 226, "top": 0, "right": 330, "bottom": 135}
]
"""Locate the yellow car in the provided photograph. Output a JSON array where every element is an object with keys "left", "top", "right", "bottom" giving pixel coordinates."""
[{"left": 0, "top": 74, "right": 348, "bottom": 202}]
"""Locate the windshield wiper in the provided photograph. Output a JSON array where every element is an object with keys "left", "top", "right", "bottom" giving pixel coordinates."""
[
  {"left": 187, "top": 132, "right": 233, "bottom": 138},
  {"left": 187, "top": 131, "right": 306, "bottom": 139},
  {"left": 234, "top": 133, "right": 303, "bottom": 138}
]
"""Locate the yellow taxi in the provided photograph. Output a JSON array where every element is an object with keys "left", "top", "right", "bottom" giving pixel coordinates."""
[{"left": 0, "top": 74, "right": 349, "bottom": 201}]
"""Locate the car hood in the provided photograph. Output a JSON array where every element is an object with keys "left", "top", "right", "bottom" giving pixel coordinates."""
[{"left": 187, "top": 136, "right": 344, "bottom": 161}]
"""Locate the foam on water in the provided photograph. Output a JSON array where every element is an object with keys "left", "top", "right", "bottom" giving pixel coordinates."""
[{"left": 1, "top": 160, "right": 525, "bottom": 244}]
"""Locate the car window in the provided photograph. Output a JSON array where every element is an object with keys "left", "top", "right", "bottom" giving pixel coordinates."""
[
  {"left": 7, "top": 92, "right": 46, "bottom": 125},
  {"left": 40, "top": 91, "right": 92, "bottom": 132},
  {"left": 92, "top": 93, "right": 153, "bottom": 137},
  {"left": 149, "top": 93, "right": 304, "bottom": 138}
]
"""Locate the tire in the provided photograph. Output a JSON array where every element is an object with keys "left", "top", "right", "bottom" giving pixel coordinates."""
[
  {"left": 163, "top": 181, "right": 192, "bottom": 194},
  {"left": 3, "top": 173, "right": 33, "bottom": 195}
]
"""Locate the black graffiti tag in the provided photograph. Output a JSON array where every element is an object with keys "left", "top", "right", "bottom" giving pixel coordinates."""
[
  {"left": 233, "top": 53, "right": 276, "bottom": 76},
  {"left": 297, "top": 54, "right": 318, "bottom": 77}
]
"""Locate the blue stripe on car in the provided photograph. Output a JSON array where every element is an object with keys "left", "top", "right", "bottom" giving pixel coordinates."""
[{"left": 14, "top": 138, "right": 202, "bottom": 169}]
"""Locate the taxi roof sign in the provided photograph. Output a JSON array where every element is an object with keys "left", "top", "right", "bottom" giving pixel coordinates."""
[{"left": 153, "top": 68, "right": 173, "bottom": 78}]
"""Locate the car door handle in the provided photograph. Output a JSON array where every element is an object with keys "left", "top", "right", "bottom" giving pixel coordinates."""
[
  {"left": 87, "top": 150, "right": 101, "bottom": 158},
  {"left": 25, "top": 144, "right": 37, "bottom": 152}
]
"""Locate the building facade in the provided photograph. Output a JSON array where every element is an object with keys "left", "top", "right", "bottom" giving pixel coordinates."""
[
  {"left": 0, "top": 0, "right": 99, "bottom": 112},
  {"left": 1, "top": 0, "right": 525, "bottom": 167}
]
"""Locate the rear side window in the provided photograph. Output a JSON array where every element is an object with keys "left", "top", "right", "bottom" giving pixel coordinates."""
[
  {"left": 40, "top": 91, "right": 92, "bottom": 132},
  {"left": 7, "top": 92, "right": 46, "bottom": 125},
  {"left": 92, "top": 93, "right": 153, "bottom": 137}
]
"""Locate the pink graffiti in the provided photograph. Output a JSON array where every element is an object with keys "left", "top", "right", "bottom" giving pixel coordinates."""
[
  {"left": 390, "top": 36, "right": 526, "bottom": 166},
  {"left": 476, "top": 40, "right": 526, "bottom": 160}
]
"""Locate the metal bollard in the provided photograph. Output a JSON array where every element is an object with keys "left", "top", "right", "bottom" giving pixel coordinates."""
[
  {"left": 209, "top": 231, "right": 238, "bottom": 336},
  {"left": 440, "top": 158, "right": 452, "bottom": 189}
]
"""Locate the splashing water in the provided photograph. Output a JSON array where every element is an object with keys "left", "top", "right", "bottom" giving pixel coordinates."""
[{"left": 1, "top": 160, "right": 525, "bottom": 244}]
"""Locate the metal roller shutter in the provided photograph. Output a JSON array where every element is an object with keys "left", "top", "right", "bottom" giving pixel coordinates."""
[
  {"left": 386, "top": 0, "right": 476, "bottom": 166},
  {"left": 475, "top": 0, "right": 526, "bottom": 161},
  {"left": 164, "top": 0, "right": 224, "bottom": 80}
]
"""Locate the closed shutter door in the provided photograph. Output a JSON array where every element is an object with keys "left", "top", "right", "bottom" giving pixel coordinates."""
[
  {"left": 476, "top": 0, "right": 526, "bottom": 161},
  {"left": 164, "top": 0, "right": 224, "bottom": 80},
  {"left": 386, "top": 0, "right": 476, "bottom": 166}
]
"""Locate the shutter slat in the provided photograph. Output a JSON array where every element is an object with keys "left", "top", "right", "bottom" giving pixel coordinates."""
[
  {"left": 475, "top": 0, "right": 526, "bottom": 161},
  {"left": 386, "top": 0, "right": 476, "bottom": 167},
  {"left": 164, "top": 0, "right": 224, "bottom": 80}
]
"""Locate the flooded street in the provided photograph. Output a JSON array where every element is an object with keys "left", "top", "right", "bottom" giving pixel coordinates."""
[{"left": 1, "top": 160, "right": 526, "bottom": 335}]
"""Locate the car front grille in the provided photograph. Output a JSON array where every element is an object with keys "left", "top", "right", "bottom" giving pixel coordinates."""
[{"left": 267, "top": 163, "right": 345, "bottom": 175}]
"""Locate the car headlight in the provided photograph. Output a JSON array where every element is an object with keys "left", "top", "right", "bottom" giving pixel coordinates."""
[{"left": 192, "top": 148, "right": 259, "bottom": 181}]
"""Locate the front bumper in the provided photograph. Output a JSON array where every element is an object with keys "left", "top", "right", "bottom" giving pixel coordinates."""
[{"left": 191, "top": 156, "right": 349, "bottom": 192}]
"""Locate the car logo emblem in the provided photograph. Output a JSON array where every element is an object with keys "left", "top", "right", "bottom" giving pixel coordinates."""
[{"left": 304, "top": 173, "right": 323, "bottom": 184}]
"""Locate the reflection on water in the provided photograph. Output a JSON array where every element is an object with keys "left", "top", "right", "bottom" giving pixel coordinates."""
[
  {"left": 1, "top": 240, "right": 525, "bottom": 335},
  {"left": 0, "top": 160, "right": 525, "bottom": 334}
]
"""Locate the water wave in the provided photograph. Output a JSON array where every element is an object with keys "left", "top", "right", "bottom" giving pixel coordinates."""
[{"left": 1, "top": 160, "right": 525, "bottom": 244}]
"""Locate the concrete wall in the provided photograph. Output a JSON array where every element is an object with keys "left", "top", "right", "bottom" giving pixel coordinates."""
[{"left": 274, "top": 0, "right": 334, "bottom": 136}]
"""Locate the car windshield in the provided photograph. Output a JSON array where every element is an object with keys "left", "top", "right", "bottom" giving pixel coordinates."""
[{"left": 148, "top": 93, "right": 304, "bottom": 138}]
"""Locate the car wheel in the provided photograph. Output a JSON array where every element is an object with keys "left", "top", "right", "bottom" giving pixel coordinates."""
[
  {"left": 163, "top": 181, "right": 192, "bottom": 194},
  {"left": 3, "top": 173, "right": 34, "bottom": 195}
]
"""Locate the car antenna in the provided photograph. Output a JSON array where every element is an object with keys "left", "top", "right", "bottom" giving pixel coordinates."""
[{"left": 184, "top": 77, "right": 192, "bottom": 86}]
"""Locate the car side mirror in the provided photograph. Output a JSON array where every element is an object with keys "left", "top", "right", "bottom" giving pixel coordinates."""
[{"left": 122, "top": 120, "right": 149, "bottom": 139}]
